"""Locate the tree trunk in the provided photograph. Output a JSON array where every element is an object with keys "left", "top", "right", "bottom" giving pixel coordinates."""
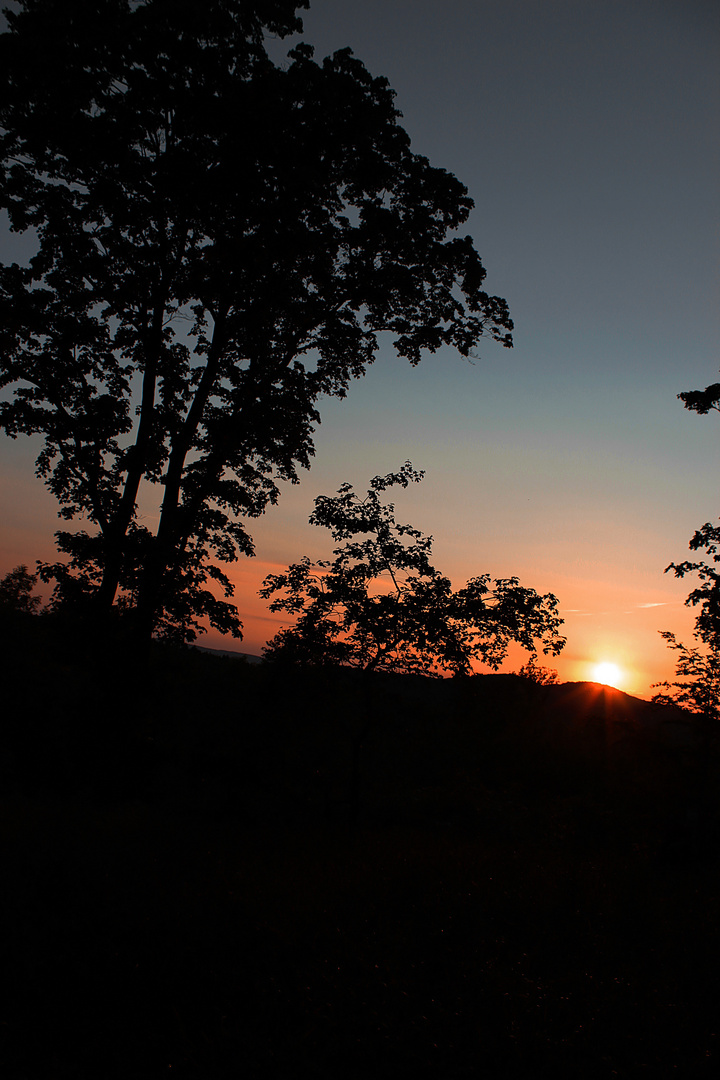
[
  {"left": 96, "top": 302, "right": 165, "bottom": 613},
  {"left": 133, "top": 546, "right": 165, "bottom": 643},
  {"left": 131, "top": 309, "right": 229, "bottom": 640}
]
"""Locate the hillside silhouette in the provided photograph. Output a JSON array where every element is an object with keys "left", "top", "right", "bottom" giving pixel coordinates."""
[{"left": 1, "top": 616, "right": 717, "bottom": 1077}]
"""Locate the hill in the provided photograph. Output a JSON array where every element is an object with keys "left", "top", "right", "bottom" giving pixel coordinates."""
[
  {"left": 195, "top": 643, "right": 263, "bottom": 663},
  {"left": 0, "top": 620, "right": 717, "bottom": 1077}
]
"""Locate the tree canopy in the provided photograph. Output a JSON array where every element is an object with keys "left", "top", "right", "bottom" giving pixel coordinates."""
[
  {"left": 666, "top": 521, "right": 720, "bottom": 653},
  {"left": 652, "top": 631, "right": 720, "bottom": 722},
  {"left": 260, "top": 463, "right": 565, "bottom": 676},
  {"left": 654, "top": 371, "right": 720, "bottom": 718},
  {"left": 665, "top": 370, "right": 720, "bottom": 652},
  {"left": 0, "top": 564, "right": 42, "bottom": 616},
  {"left": 0, "top": 0, "right": 513, "bottom": 641},
  {"left": 677, "top": 374, "right": 720, "bottom": 416}
]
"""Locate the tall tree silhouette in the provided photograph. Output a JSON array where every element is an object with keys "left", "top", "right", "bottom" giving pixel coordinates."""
[
  {"left": 261, "top": 463, "right": 565, "bottom": 675},
  {"left": 665, "top": 371, "right": 720, "bottom": 651},
  {"left": 654, "top": 371, "right": 720, "bottom": 720},
  {"left": 0, "top": 0, "right": 513, "bottom": 641}
]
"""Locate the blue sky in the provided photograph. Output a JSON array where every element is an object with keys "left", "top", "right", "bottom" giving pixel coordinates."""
[{"left": 252, "top": 0, "right": 720, "bottom": 692}]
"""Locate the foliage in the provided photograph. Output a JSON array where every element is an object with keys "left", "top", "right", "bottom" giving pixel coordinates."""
[
  {"left": 651, "top": 631, "right": 720, "bottom": 721},
  {"left": 664, "top": 370, "right": 720, "bottom": 649},
  {"left": 260, "top": 463, "right": 565, "bottom": 676},
  {"left": 515, "top": 655, "right": 559, "bottom": 685},
  {"left": 654, "top": 370, "right": 719, "bottom": 721},
  {"left": 0, "top": 0, "right": 513, "bottom": 642},
  {"left": 0, "top": 564, "right": 42, "bottom": 615},
  {"left": 677, "top": 372, "right": 720, "bottom": 415},
  {"left": 664, "top": 521, "right": 720, "bottom": 652}
]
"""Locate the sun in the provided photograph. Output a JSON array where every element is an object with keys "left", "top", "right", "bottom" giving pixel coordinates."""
[{"left": 591, "top": 661, "right": 624, "bottom": 689}]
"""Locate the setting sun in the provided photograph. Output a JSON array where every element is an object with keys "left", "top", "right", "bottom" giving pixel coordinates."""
[{"left": 592, "top": 662, "right": 624, "bottom": 689}]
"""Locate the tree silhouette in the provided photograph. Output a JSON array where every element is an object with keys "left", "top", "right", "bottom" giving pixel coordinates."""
[
  {"left": 664, "top": 371, "right": 720, "bottom": 651},
  {"left": 515, "top": 655, "right": 559, "bottom": 685},
  {"left": 652, "top": 632, "right": 719, "bottom": 722},
  {"left": 0, "top": 0, "right": 513, "bottom": 642},
  {"left": 0, "top": 564, "right": 42, "bottom": 615},
  {"left": 260, "top": 463, "right": 565, "bottom": 676},
  {"left": 677, "top": 376, "right": 720, "bottom": 416},
  {"left": 666, "top": 521, "right": 720, "bottom": 653},
  {"left": 654, "top": 371, "right": 719, "bottom": 719}
]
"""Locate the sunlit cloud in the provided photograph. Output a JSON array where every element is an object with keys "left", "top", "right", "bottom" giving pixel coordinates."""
[{"left": 637, "top": 602, "right": 668, "bottom": 608}]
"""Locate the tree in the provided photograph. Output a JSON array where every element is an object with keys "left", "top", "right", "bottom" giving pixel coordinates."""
[
  {"left": 652, "top": 631, "right": 719, "bottom": 723},
  {"left": 665, "top": 521, "right": 720, "bottom": 652},
  {"left": 515, "top": 655, "right": 559, "bottom": 685},
  {"left": 664, "top": 370, "right": 720, "bottom": 651},
  {"left": 653, "top": 371, "right": 719, "bottom": 721},
  {"left": 260, "top": 463, "right": 565, "bottom": 676},
  {"left": 0, "top": 564, "right": 42, "bottom": 615},
  {"left": 0, "top": 0, "right": 513, "bottom": 643},
  {"left": 677, "top": 374, "right": 720, "bottom": 416}
]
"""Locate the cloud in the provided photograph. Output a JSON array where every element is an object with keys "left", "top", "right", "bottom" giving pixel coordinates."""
[{"left": 637, "top": 602, "right": 668, "bottom": 608}]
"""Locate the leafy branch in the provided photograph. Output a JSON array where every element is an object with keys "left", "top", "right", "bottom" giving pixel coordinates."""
[{"left": 260, "top": 464, "right": 565, "bottom": 676}]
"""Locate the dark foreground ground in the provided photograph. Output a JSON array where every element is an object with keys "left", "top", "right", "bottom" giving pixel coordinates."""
[{"left": 1, "top": 615, "right": 718, "bottom": 1078}]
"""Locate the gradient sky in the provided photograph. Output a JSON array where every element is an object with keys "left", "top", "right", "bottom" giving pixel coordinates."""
[{"left": 1, "top": 0, "right": 718, "bottom": 696}]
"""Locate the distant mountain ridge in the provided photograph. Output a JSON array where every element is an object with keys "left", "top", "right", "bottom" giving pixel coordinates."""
[
  {"left": 194, "top": 644, "right": 263, "bottom": 663},
  {"left": 192, "top": 653, "right": 697, "bottom": 742}
]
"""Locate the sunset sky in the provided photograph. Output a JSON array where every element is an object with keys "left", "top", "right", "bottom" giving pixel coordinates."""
[{"left": 1, "top": 0, "right": 718, "bottom": 696}]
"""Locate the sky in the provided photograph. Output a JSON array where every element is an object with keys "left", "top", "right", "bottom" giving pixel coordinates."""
[{"left": 1, "top": 0, "right": 718, "bottom": 695}]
